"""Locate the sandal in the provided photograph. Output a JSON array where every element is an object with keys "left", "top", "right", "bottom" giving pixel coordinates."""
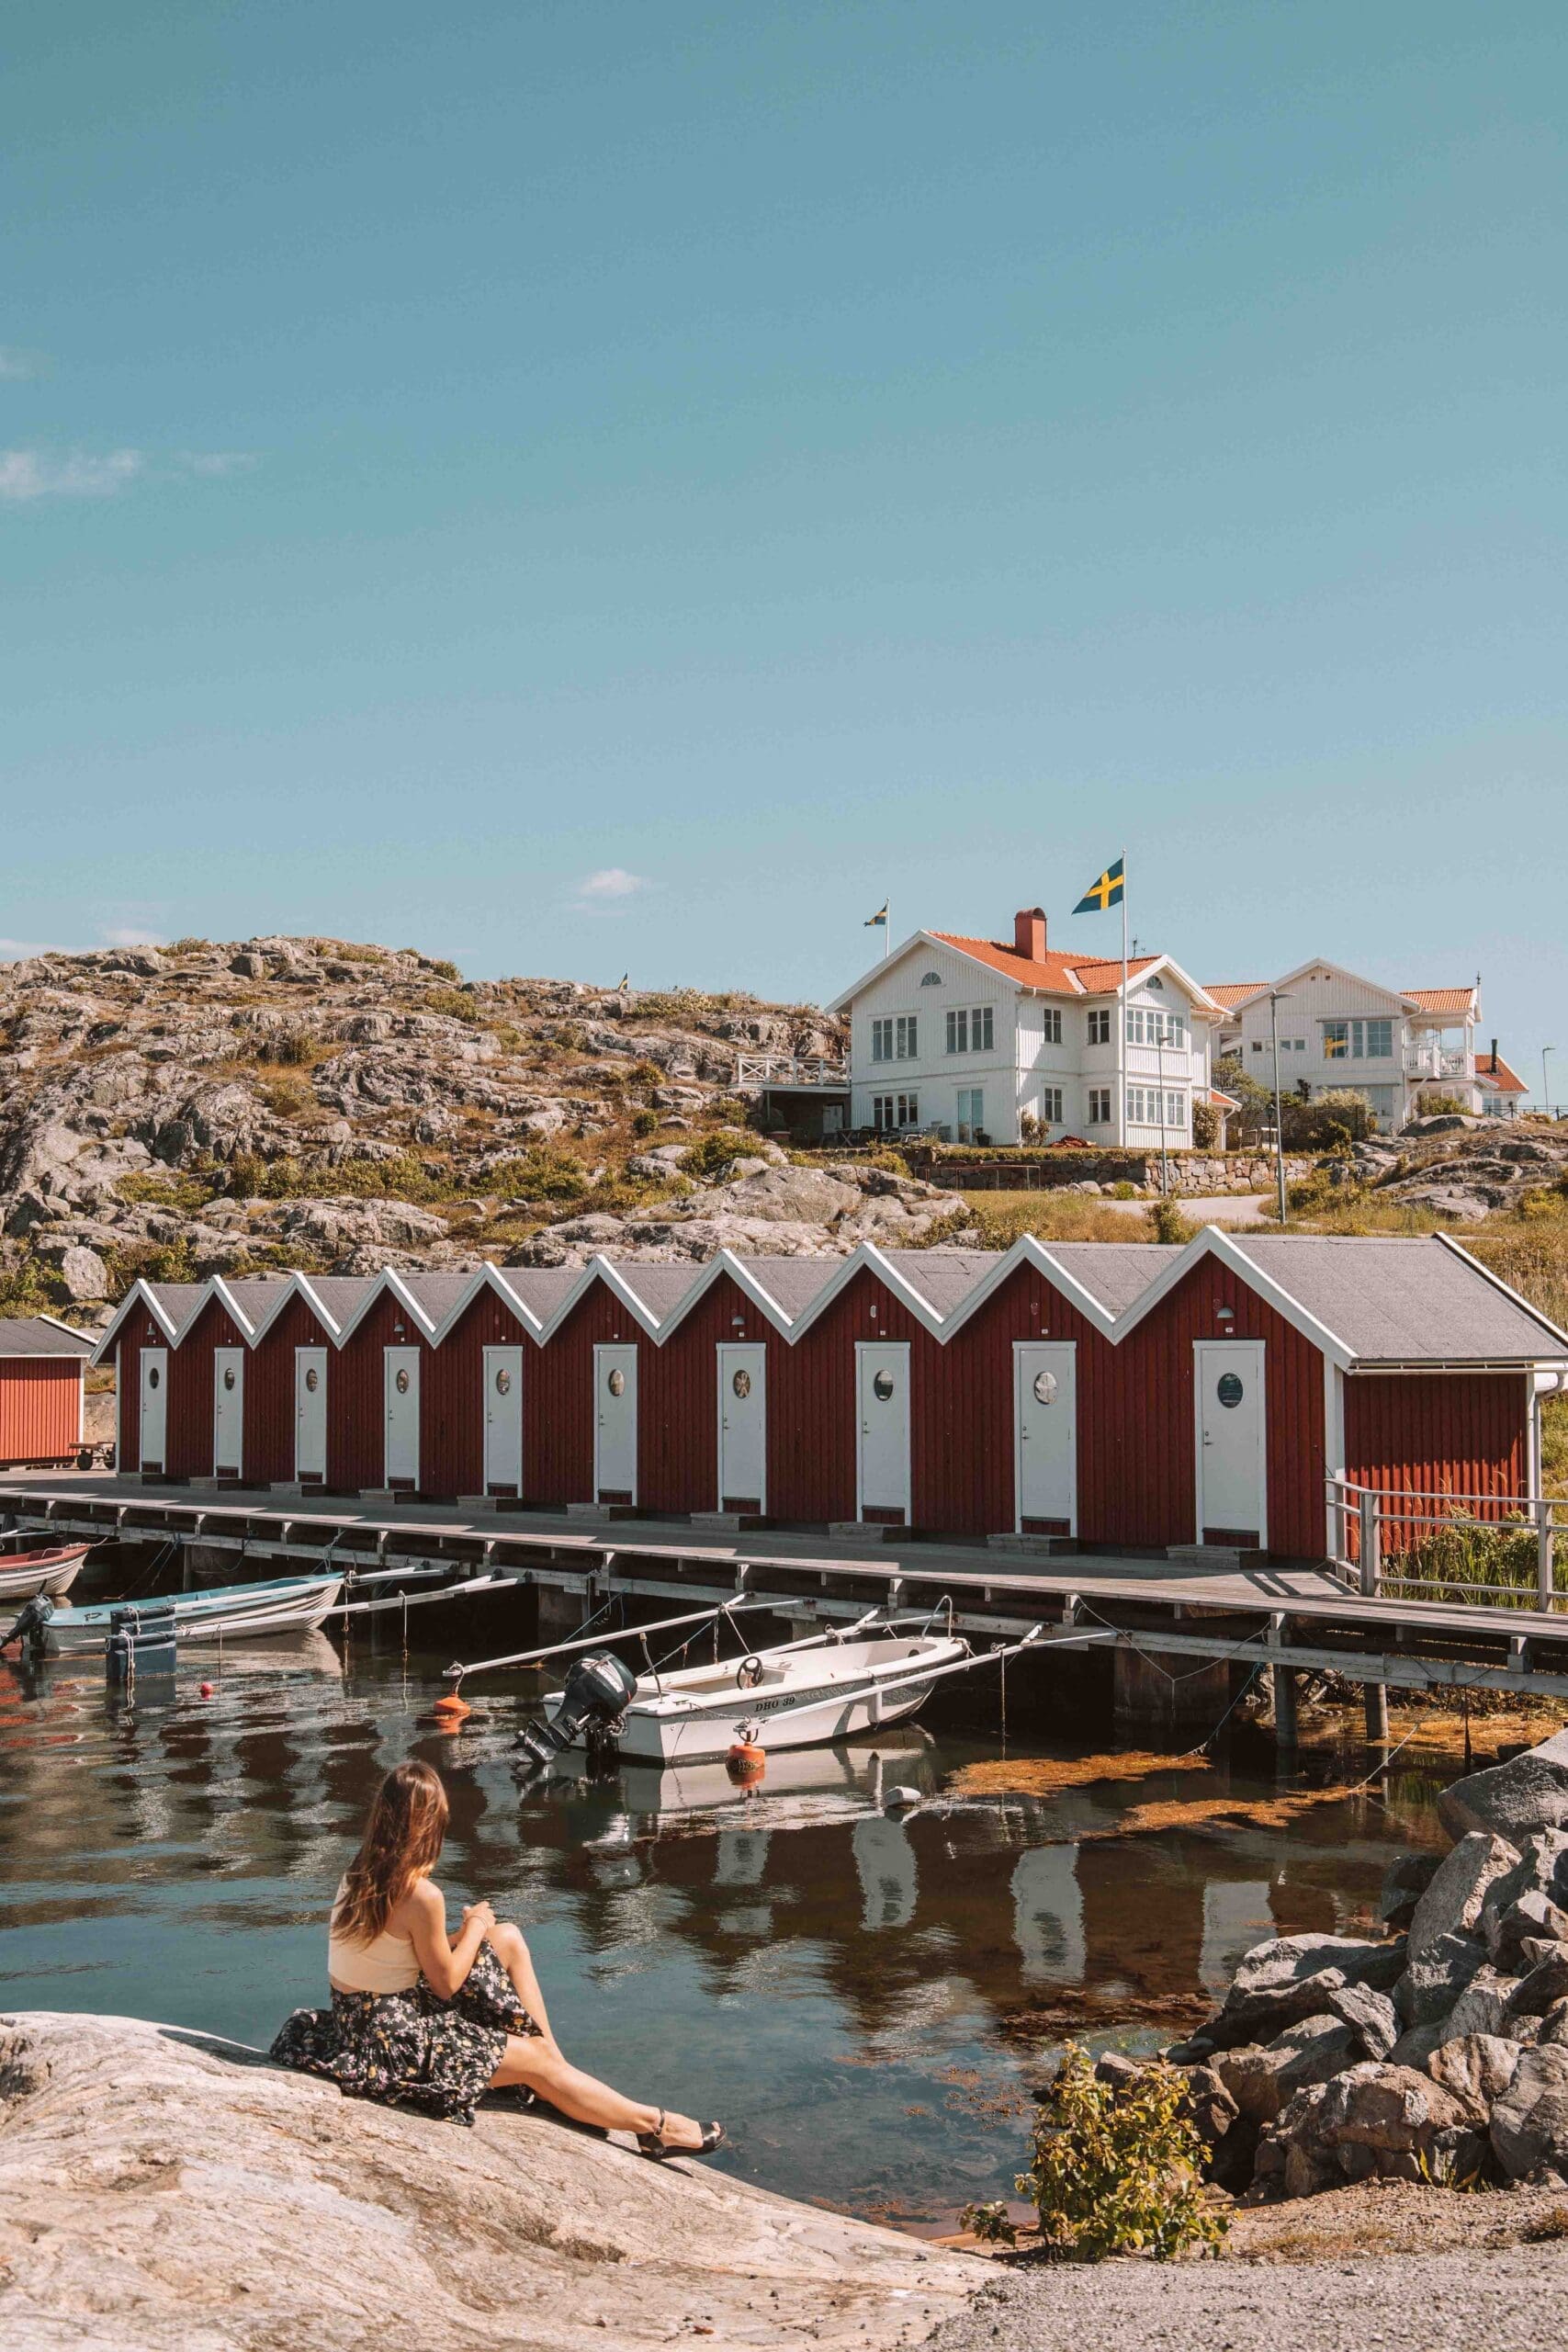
[{"left": 636, "top": 2109, "right": 726, "bottom": 2162}]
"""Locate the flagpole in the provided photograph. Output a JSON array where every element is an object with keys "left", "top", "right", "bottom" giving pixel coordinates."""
[
  {"left": 884, "top": 900, "right": 890, "bottom": 961},
  {"left": 1119, "top": 851, "right": 1128, "bottom": 1148}
]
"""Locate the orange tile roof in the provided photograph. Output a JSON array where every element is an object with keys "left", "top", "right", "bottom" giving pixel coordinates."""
[
  {"left": 1405, "top": 987, "right": 1478, "bottom": 1014},
  {"left": 929, "top": 935, "right": 1169, "bottom": 995},
  {"left": 1478, "top": 1051, "right": 1528, "bottom": 1094},
  {"left": 1204, "top": 981, "right": 1268, "bottom": 1011}
]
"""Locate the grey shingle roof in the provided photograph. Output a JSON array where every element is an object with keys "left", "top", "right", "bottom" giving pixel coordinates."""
[
  {"left": 400, "top": 1272, "right": 475, "bottom": 1327},
  {"left": 144, "top": 1283, "right": 211, "bottom": 1334},
  {"left": 491, "top": 1267, "right": 581, "bottom": 1325},
  {"left": 731, "top": 1256, "right": 845, "bottom": 1320},
  {"left": 1043, "top": 1244, "right": 1184, "bottom": 1314},
  {"left": 0, "top": 1316, "right": 92, "bottom": 1358},
  {"left": 877, "top": 1250, "right": 1003, "bottom": 1317},
  {"left": 301, "top": 1276, "right": 378, "bottom": 1331},
  {"left": 1232, "top": 1236, "right": 1568, "bottom": 1363},
  {"left": 605, "top": 1263, "right": 703, "bottom": 1323},
  {"left": 221, "top": 1276, "right": 292, "bottom": 1331}
]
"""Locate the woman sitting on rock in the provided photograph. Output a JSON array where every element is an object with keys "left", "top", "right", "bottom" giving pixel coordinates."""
[{"left": 272, "top": 1757, "right": 722, "bottom": 2158}]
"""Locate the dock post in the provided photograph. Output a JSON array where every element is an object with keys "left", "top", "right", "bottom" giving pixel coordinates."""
[
  {"left": 1272, "top": 1664, "right": 1299, "bottom": 1757},
  {"left": 1539, "top": 1498, "right": 1556, "bottom": 1613},
  {"left": 1363, "top": 1676, "right": 1389, "bottom": 1748},
  {"left": 1358, "top": 1491, "right": 1381, "bottom": 1599}
]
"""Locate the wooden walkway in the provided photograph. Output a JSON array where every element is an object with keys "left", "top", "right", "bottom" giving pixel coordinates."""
[{"left": 6, "top": 1472, "right": 1568, "bottom": 1702}]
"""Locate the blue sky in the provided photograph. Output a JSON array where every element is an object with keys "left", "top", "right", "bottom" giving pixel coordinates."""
[{"left": 4, "top": 4, "right": 1564, "bottom": 1090}]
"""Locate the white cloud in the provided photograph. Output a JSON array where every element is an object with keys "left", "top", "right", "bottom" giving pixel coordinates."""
[
  {"left": 578, "top": 868, "right": 649, "bottom": 900},
  {"left": 0, "top": 348, "right": 42, "bottom": 381},
  {"left": 101, "top": 927, "right": 164, "bottom": 947},
  {"left": 0, "top": 447, "right": 144, "bottom": 501}
]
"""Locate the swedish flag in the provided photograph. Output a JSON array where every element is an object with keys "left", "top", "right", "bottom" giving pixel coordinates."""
[
  {"left": 863, "top": 901, "right": 888, "bottom": 929},
  {"left": 1074, "top": 857, "right": 1124, "bottom": 914}
]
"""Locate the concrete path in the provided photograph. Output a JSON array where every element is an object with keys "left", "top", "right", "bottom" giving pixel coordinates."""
[{"left": 1103, "top": 1192, "right": 1270, "bottom": 1224}]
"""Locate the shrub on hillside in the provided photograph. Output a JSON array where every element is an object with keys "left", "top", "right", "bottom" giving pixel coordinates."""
[
  {"left": 682, "top": 1128, "right": 757, "bottom": 1180},
  {"left": 1280, "top": 1089, "right": 1377, "bottom": 1150},
  {"left": 1413, "top": 1090, "right": 1471, "bottom": 1118},
  {"left": 1146, "top": 1196, "right": 1194, "bottom": 1244}
]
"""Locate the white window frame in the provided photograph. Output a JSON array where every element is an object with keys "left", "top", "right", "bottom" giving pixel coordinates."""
[
  {"left": 1087, "top": 1008, "right": 1111, "bottom": 1046},
  {"left": 945, "top": 1005, "right": 994, "bottom": 1055},
  {"left": 896, "top": 1014, "right": 918, "bottom": 1058},
  {"left": 1042, "top": 1007, "right": 1063, "bottom": 1045},
  {"left": 1040, "top": 1085, "right": 1064, "bottom": 1124},
  {"left": 1088, "top": 1087, "right": 1111, "bottom": 1125},
  {"left": 955, "top": 1086, "right": 985, "bottom": 1139}
]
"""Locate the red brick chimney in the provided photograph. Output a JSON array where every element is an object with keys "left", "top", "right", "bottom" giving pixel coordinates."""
[{"left": 1013, "top": 907, "right": 1047, "bottom": 961}]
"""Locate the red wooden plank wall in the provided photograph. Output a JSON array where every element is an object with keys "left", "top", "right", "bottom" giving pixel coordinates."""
[
  {"left": 244, "top": 1293, "right": 335, "bottom": 1487},
  {"left": 0, "top": 1360, "right": 82, "bottom": 1464},
  {"left": 1345, "top": 1373, "right": 1528, "bottom": 1534}
]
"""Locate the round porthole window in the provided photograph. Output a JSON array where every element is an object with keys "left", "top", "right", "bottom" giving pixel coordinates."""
[
  {"left": 1217, "top": 1373, "right": 1245, "bottom": 1408},
  {"left": 222, "top": 1367, "right": 236, "bottom": 1391},
  {"left": 495, "top": 1366, "right": 513, "bottom": 1395},
  {"left": 607, "top": 1368, "right": 626, "bottom": 1397},
  {"left": 873, "top": 1370, "right": 895, "bottom": 1402},
  {"left": 1032, "top": 1370, "right": 1057, "bottom": 1406},
  {"left": 395, "top": 1368, "right": 411, "bottom": 1395},
  {"left": 147, "top": 1365, "right": 161, "bottom": 1390},
  {"left": 304, "top": 1367, "right": 320, "bottom": 1393},
  {"left": 732, "top": 1368, "right": 751, "bottom": 1398}
]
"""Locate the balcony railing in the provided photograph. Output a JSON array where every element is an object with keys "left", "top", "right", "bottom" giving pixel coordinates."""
[
  {"left": 1403, "top": 1045, "right": 1472, "bottom": 1080},
  {"left": 735, "top": 1055, "right": 849, "bottom": 1090}
]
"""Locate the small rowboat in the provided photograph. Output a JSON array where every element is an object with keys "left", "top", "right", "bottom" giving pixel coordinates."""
[
  {"left": 539, "top": 1625, "right": 973, "bottom": 1765},
  {"left": 0, "top": 1544, "right": 90, "bottom": 1605},
  {"left": 30, "top": 1571, "right": 344, "bottom": 1657}
]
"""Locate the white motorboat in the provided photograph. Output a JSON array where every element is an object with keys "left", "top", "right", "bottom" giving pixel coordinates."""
[
  {"left": 539, "top": 1625, "right": 973, "bottom": 1765},
  {"left": 26, "top": 1570, "right": 344, "bottom": 1657},
  {"left": 615, "top": 1729, "right": 935, "bottom": 1826},
  {"left": 0, "top": 1544, "right": 89, "bottom": 1604}
]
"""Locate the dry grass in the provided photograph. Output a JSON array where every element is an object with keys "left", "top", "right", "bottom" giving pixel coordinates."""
[{"left": 961, "top": 1191, "right": 1149, "bottom": 1245}]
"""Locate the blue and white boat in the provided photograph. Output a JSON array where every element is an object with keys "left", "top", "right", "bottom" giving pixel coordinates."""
[{"left": 28, "top": 1570, "right": 344, "bottom": 1657}]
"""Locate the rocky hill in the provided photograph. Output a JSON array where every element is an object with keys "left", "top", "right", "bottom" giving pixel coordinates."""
[{"left": 0, "top": 936, "right": 968, "bottom": 1326}]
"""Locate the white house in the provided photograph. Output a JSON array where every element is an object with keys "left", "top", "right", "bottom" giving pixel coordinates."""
[
  {"left": 827, "top": 907, "right": 1224, "bottom": 1148},
  {"left": 1206, "top": 960, "right": 1509, "bottom": 1133}
]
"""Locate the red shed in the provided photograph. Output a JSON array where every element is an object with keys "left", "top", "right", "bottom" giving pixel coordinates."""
[{"left": 0, "top": 1315, "right": 92, "bottom": 1467}]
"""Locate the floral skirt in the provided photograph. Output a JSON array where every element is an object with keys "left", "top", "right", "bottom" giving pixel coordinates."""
[{"left": 270, "top": 1942, "right": 539, "bottom": 2125}]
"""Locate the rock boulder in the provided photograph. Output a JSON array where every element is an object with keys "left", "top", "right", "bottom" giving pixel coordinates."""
[
  {"left": 1438, "top": 1729, "right": 1568, "bottom": 1844},
  {"left": 0, "top": 2011, "right": 978, "bottom": 2351}
]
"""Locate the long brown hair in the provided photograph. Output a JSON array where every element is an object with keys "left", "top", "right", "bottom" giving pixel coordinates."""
[{"left": 333, "top": 1759, "right": 449, "bottom": 1945}]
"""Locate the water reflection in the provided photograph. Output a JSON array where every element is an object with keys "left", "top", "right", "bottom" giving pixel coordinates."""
[{"left": 0, "top": 1627, "right": 1446, "bottom": 2225}]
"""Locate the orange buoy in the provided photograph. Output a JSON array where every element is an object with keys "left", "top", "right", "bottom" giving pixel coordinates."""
[
  {"left": 199, "top": 1681, "right": 214, "bottom": 1699},
  {"left": 727, "top": 1738, "right": 765, "bottom": 1784},
  {"left": 433, "top": 1692, "right": 472, "bottom": 1723}
]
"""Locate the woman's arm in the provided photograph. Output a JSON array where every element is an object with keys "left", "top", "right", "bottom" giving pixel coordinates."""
[{"left": 402, "top": 1880, "right": 494, "bottom": 2000}]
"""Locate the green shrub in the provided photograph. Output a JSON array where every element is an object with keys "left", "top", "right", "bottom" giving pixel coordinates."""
[
  {"left": 1280, "top": 1088, "right": 1377, "bottom": 1150},
  {"left": 682, "top": 1127, "right": 756, "bottom": 1179},
  {"left": 105, "top": 1238, "right": 197, "bottom": 1291},
  {"left": 1146, "top": 1196, "right": 1194, "bottom": 1244},
  {"left": 1386, "top": 1509, "right": 1562, "bottom": 1607},
  {"left": 1414, "top": 1090, "right": 1471, "bottom": 1118},
  {"left": 220, "top": 1152, "right": 463, "bottom": 1204},
  {"left": 629, "top": 1108, "right": 659, "bottom": 1137},
  {"left": 482, "top": 1148, "right": 589, "bottom": 1202},
  {"left": 0, "top": 1257, "right": 64, "bottom": 1315},
  {"left": 428, "top": 959, "right": 461, "bottom": 982},
  {"left": 424, "top": 987, "right": 485, "bottom": 1025},
  {"left": 1111, "top": 1181, "right": 1138, "bottom": 1200},
  {"left": 116, "top": 1170, "right": 220, "bottom": 1214},
  {"left": 1190, "top": 1097, "right": 1220, "bottom": 1149},
  {"left": 1013, "top": 2048, "right": 1226, "bottom": 2264}
]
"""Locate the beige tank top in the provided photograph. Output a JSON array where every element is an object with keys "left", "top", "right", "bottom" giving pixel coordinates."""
[{"left": 327, "top": 1874, "right": 422, "bottom": 1995}]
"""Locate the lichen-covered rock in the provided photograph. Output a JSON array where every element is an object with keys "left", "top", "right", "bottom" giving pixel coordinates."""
[
  {"left": 1490, "top": 2044, "right": 1568, "bottom": 2180},
  {"left": 1438, "top": 1730, "right": 1568, "bottom": 1845},
  {"left": 0, "top": 2011, "right": 977, "bottom": 2351},
  {"left": 1407, "top": 1832, "right": 1520, "bottom": 1958},
  {"left": 1427, "top": 2033, "right": 1526, "bottom": 2124},
  {"left": 1201, "top": 1932, "right": 1406, "bottom": 2050},
  {"left": 1395, "top": 1932, "right": 1488, "bottom": 2028}
]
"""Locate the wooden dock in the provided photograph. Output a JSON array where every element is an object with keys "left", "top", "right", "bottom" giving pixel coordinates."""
[{"left": 6, "top": 1471, "right": 1568, "bottom": 1706}]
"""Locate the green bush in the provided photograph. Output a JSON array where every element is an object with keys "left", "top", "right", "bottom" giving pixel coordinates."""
[
  {"left": 428, "top": 958, "right": 461, "bottom": 981},
  {"left": 1006, "top": 2048, "right": 1226, "bottom": 2263},
  {"left": 682, "top": 1127, "right": 756, "bottom": 1179},
  {"left": 482, "top": 1148, "right": 589, "bottom": 1202},
  {"left": 1414, "top": 1090, "right": 1471, "bottom": 1118},
  {"left": 116, "top": 1170, "right": 220, "bottom": 1214},
  {"left": 1190, "top": 1097, "right": 1220, "bottom": 1149},
  {"left": 105, "top": 1238, "right": 197, "bottom": 1291},
  {"left": 220, "top": 1152, "right": 463, "bottom": 1204},
  {"left": 1279, "top": 1088, "right": 1376, "bottom": 1150},
  {"left": 629, "top": 1107, "right": 659, "bottom": 1137},
  {"left": 1386, "top": 1509, "right": 1562, "bottom": 1608},
  {"left": 0, "top": 1256, "right": 65, "bottom": 1316},
  {"left": 423, "top": 987, "right": 485, "bottom": 1025},
  {"left": 1146, "top": 1196, "right": 1194, "bottom": 1244},
  {"left": 1110, "top": 1180, "right": 1138, "bottom": 1200}
]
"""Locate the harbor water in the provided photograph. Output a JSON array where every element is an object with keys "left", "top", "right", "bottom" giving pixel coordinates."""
[{"left": 0, "top": 1597, "right": 1454, "bottom": 2231}]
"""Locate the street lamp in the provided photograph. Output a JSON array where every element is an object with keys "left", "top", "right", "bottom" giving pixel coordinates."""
[
  {"left": 1268, "top": 989, "right": 1292, "bottom": 1225},
  {"left": 1544, "top": 1047, "right": 1556, "bottom": 1122}
]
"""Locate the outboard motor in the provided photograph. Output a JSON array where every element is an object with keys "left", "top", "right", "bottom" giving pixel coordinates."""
[
  {"left": 0, "top": 1591, "right": 54, "bottom": 1657},
  {"left": 514, "top": 1651, "right": 639, "bottom": 1774}
]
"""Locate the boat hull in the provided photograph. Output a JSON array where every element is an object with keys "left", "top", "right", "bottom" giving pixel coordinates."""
[
  {"left": 39, "top": 1575, "right": 344, "bottom": 1657},
  {"left": 543, "top": 1633, "right": 968, "bottom": 1765},
  {"left": 0, "top": 1546, "right": 88, "bottom": 1604}
]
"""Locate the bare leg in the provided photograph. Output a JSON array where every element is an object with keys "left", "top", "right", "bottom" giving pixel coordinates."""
[
  {"left": 487, "top": 2033, "right": 706, "bottom": 2147},
  {"left": 487, "top": 1921, "right": 557, "bottom": 2046}
]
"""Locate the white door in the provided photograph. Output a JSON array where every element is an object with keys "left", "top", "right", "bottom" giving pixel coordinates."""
[
  {"left": 716, "top": 1343, "right": 767, "bottom": 1512},
  {"left": 856, "top": 1341, "right": 911, "bottom": 1523},
  {"left": 1194, "top": 1340, "right": 1268, "bottom": 1546},
  {"left": 483, "top": 1346, "right": 525, "bottom": 1495},
  {"left": 384, "top": 1348, "right": 421, "bottom": 1488},
  {"left": 1013, "top": 1342, "right": 1077, "bottom": 1533},
  {"left": 140, "top": 1347, "right": 168, "bottom": 1471},
  {"left": 212, "top": 1346, "right": 244, "bottom": 1476},
  {"left": 594, "top": 1344, "right": 638, "bottom": 1503},
  {"left": 295, "top": 1347, "right": 327, "bottom": 1483}
]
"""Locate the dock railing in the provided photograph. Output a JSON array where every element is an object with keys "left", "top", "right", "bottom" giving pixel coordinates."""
[{"left": 1326, "top": 1476, "right": 1566, "bottom": 1612}]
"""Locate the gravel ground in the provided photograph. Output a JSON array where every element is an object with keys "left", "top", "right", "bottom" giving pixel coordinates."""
[
  {"left": 931, "top": 2246, "right": 1568, "bottom": 2352},
  {"left": 925, "top": 2185, "right": 1568, "bottom": 2352}
]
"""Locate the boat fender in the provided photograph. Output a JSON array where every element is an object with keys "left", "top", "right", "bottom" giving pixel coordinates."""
[
  {"left": 433, "top": 1692, "right": 472, "bottom": 1723},
  {"left": 727, "top": 1743, "right": 766, "bottom": 1784},
  {"left": 883, "top": 1785, "right": 922, "bottom": 1812}
]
